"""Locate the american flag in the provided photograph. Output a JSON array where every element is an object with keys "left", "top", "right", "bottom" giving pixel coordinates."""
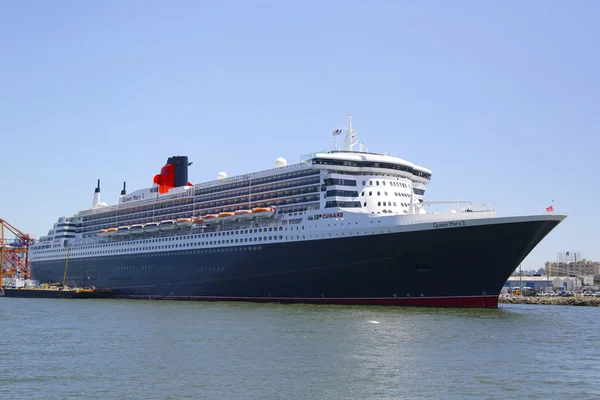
[{"left": 332, "top": 129, "right": 342, "bottom": 136}]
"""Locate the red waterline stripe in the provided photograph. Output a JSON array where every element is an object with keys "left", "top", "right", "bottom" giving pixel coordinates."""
[{"left": 117, "top": 295, "right": 499, "bottom": 308}]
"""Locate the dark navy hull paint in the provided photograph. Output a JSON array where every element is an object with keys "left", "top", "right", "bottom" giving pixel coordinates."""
[{"left": 30, "top": 219, "right": 560, "bottom": 308}]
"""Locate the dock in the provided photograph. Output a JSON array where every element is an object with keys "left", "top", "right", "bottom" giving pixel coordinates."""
[{"left": 499, "top": 294, "right": 600, "bottom": 307}]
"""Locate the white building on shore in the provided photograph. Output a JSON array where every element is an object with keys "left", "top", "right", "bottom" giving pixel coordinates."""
[{"left": 504, "top": 276, "right": 586, "bottom": 291}]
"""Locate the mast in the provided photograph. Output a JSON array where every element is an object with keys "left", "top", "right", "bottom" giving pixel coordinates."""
[{"left": 342, "top": 114, "right": 358, "bottom": 152}]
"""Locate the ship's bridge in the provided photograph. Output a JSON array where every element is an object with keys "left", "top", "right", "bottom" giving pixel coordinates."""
[{"left": 311, "top": 151, "right": 431, "bottom": 184}]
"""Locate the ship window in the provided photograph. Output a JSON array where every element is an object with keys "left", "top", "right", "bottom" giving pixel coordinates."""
[
  {"left": 382, "top": 181, "right": 386, "bottom": 186},
  {"left": 369, "top": 181, "right": 372, "bottom": 185},
  {"left": 378, "top": 202, "right": 381, "bottom": 206},
  {"left": 363, "top": 202, "right": 366, "bottom": 206},
  {"left": 394, "top": 202, "right": 397, "bottom": 206},
  {"left": 377, "top": 192, "right": 380, "bottom": 196},
  {"left": 369, "top": 191, "right": 372, "bottom": 196}
]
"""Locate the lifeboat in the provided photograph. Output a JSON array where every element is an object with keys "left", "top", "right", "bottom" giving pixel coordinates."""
[
  {"left": 218, "top": 212, "right": 235, "bottom": 223},
  {"left": 97, "top": 229, "right": 109, "bottom": 237},
  {"left": 191, "top": 217, "right": 203, "bottom": 229},
  {"left": 144, "top": 222, "right": 160, "bottom": 232},
  {"left": 129, "top": 224, "right": 144, "bottom": 234},
  {"left": 106, "top": 227, "right": 118, "bottom": 236},
  {"left": 117, "top": 226, "right": 131, "bottom": 236},
  {"left": 252, "top": 207, "right": 275, "bottom": 218},
  {"left": 176, "top": 217, "right": 193, "bottom": 228},
  {"left": 234, "top": 210, "right": 253, "bottom": 220},
  {"left": 203, "top": 214, "right": 220, "bottom": 224},
  {"left": 159, "top": 220, "right": 176, "bottom": 230}
]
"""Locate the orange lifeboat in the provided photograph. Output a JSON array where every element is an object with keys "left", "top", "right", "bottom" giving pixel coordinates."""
[
  {"left": 252, "top": 207, "right": 275, "bottom": 218},
  {"left": 176, "top": 217, "right": 193, "bottom": 228},
  {"left": 234, "top": 210, "right": 253, "bottom": 220},
  {"left": 203, "top": 214, "right": 220, "bottom": 224},
  {"left": 191, "top": 217, "right": 203, "bottom": 229},
  {"left": 106, "top": 227, "right": 118, "bottom": 236},
  {"left": 97, "top": 229, "right": 109, "bottom": 237},
  {"left": 218, "top": 212, "right": 235, "bottom": 222}
]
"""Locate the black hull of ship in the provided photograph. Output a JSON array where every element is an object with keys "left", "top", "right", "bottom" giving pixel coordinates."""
[{"left": 30, "top": 219, "right": 561, "bottom": 308}]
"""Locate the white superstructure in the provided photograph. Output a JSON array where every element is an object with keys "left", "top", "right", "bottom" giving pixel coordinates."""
[{"left": 30, "top": 116, "right": 495, "bottom": 264}]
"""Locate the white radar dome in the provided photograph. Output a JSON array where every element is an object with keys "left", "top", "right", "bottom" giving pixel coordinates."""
[
  {"left": 217, "top": 172, "right": 228, "bottom": 180},
  {"left": 275, "top": 157, "right": 287, "bottom": 168}
]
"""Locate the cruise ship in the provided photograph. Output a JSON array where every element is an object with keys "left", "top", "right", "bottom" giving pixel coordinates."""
[{"left": 29, "top": 117, "right": 565, "bottom": 307}]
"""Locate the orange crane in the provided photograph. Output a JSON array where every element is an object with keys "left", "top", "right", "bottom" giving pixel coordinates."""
[{"left": 1, "top": 219, "right": 35, "bottom": 288}]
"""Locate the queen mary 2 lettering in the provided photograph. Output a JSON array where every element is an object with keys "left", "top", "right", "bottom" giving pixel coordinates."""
[{"left": 28, "top": 116, "right": 565, "bottom": 308}]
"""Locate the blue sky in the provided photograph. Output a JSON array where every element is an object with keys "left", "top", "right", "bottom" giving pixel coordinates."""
[{"left": 1, "top": 0, "right": 598, "bottom": 271}]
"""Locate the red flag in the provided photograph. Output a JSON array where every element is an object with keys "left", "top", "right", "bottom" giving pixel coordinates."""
[{"left": 546, "top": 205, "right": 553, "bottom": 212}]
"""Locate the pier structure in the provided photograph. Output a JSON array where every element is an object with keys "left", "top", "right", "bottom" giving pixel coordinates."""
[{"left": 0, "top": 219, "right": 34, "bottom": 288}]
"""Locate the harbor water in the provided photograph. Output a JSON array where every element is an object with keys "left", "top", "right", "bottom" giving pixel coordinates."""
[{"left": 1, "top": 299, "right": 599, "bottom": 400}]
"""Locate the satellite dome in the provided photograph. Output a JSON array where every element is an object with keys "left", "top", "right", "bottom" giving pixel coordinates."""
[
  {"left": 217, "top": 172, "right": 228, "bottom": 180},
  {"left": 275, "top": 157, "right": 287, "bottom": 168}
]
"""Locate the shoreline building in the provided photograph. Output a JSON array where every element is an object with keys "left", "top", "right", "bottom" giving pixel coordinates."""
[
  {"left": 504, "top": 276, "right": 585, "bottom": 292},
  {"left": 545, "top": 259, "right": 600, "bottom": 277}
]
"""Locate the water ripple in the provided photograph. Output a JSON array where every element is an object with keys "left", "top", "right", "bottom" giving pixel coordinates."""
[{"left": 1, "top": 299, "right": 599, "bottom": 399}]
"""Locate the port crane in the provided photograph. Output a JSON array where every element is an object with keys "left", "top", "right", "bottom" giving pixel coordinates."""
[{"left": 1, "top": 219, "right": 35, "bottom": 288}]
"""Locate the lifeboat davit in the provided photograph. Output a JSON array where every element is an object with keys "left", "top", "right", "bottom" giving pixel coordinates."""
[
  {"left": 218, "top": 212, "right": 235, "bottom": 223},
  {"left": 129, "top": 224, "right": 144, "bottom": 234},
  {"left": 176, "top": 218, "right": 193, "bottom": 228},
  {"left": 97, "top": 229, "right": 109, "bottom": 237},
  {"left": 144, "top": 222, "right": 160, "bottom": 232},
  {"left": 106, "top": 227, "right": 119, "bottom": 236},
  {"left": 234, "top": 210, "right": 253, "bottom": 220},
  {"left": 252, "top": 207, "right": 275, "bottom": 218},
  {"left": 159, "top": 220, "right": 176, "bottom": 230},
  {"left": 117, "top": 226, "right": 131, "bottom": 236},
  {"left": 203, "top": 214, "right": 220, "bottom": 224}
]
